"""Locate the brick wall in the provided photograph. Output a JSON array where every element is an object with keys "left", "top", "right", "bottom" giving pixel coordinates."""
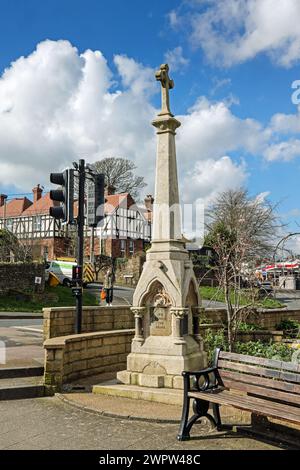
[
  {"left": 44, "top": 329, "right": 134, "bottom": 389},
  {"left": 43, "top": 305, "right": 134, "bottom": 341},
  {"left": 22, "top": 237, "right": 75, "bottom": 261},
  {"left": 0, "top": 262, "right": 45, "bottom": 294}
]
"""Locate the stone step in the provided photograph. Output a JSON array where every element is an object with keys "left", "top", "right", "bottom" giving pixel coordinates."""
[
  {"left": 0, "top": 376, "right": 45, "bottom": 400},
  {"left": 92, "top": 380, "right": 183, "bottom": 406},
  {"left": 0, "top": 366, "right": 44, "bottom": 379}
]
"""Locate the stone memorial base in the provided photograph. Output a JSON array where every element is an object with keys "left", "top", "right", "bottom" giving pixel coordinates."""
[{"left": 117, "top": 335, "right": 206, "bottom": 389}]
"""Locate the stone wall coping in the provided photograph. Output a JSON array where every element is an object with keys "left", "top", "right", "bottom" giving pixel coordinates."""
[
  {"left": 44, "top": 328, "right": 134, "bottom": 348},
  {"left": 203, "top": 306, "right": 299, "bottom": 315},
  {"left": 203, "top": 308, "right": 227, "bottom": 312},
  {"left": 43, "top": 305, "right": 129, "bottom": 314}
]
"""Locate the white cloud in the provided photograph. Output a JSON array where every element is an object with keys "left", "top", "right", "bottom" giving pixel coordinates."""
[
  {"left": 270, "top": 111, "right": 300, "bottom": 134},
  {"left": 0, "top": 38, "right": 292, "bottom": 207},
  {"left": 182, "top": 156, "right": 247, "bottom": 204},
  {"left": 255, "top": 191, "right": 271, "bottom": 204},
  {"left": 210, "top": 77, "right": 231, "bottom": 95},
  {"left": 0, "top": 40, "right": 156, "bottom": 191},
  {"left": 263, "top": 139, "right": 300, "bottom": 161},
  {"left": 164, "top": 46, "right": 189, "bottom": 72},
  {"left": 167, "top": 10, "right": 180, "bottom": 28},
  {"left": 174, "top": 0, "right": 300, "bottom": 67},
  {"left": 176, "top": 96, "right": 269, "bottom": 170}
]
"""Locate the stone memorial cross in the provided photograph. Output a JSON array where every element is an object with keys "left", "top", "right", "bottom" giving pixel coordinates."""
[{"left": 155, "top": 63, "right": 174, "bottom": 116}]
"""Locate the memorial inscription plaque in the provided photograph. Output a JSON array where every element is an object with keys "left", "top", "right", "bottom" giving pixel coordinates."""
[{"left": 150, "top": 307, "right": 172, "bottom": 336}]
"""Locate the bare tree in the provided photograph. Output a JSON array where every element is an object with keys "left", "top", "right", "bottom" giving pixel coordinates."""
[
  {"left": 0, "top": 229, "right": 33, "bottom": 263},
  {"left": 205, "top": 189, "right": 281, "bottom": 351},
  {"left": 91, "top": 157, "right": 146, "bottom": 199},
  {"left": 93, "top": 254, "right": 114, "bottom": 281}
]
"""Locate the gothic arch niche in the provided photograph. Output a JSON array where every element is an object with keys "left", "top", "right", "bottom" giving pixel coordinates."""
[
  {"left": 185, "top": 280, "right": 199, "bottom": 307},
  {"left": 141, "top": 280, "right": 173, "bottom": 307},
  {"left": 141, "top": 280, "right": 173, "bottom": 338}
]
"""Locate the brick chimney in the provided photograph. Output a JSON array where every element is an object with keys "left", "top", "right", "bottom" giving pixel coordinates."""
[
  {"left": 32, "top": 184, "right": 43, "bottom": 203},
  {"left": 0, "top": 194, "right": 7, "bottom": 207},
  {"left": 144, "top": 194, "right": 154, "bottom": 211},
  {"left": 104, "top": 184, "right": 116, "bottom": 196}
]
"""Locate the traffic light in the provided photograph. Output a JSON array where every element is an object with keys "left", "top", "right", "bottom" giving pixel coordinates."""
[
  {"left": 95, "top": 173, "right": 105, "bottom": 224},
  {"left": 86, "top": 173, "right": 105, "bottom": 227},
  {"left": 49, "top": 169, "right": 74, "bottom": 224}
]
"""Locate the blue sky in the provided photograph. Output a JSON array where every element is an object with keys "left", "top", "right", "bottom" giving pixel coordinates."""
[{"left": 1, "top": 0, "right": 300, "bottom": 247}]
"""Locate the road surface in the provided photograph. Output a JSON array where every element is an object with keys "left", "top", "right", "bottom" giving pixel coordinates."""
[
  {"left": 86, "top": 284, "right": 134, "bottom": 306},
  {"left": 0, "top": 319, "right": 43, "bottom": 368}
]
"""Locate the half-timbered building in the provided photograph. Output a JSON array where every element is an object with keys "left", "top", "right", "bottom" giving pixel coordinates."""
[{"left": 0, "top": 185, "right": 152, "bottom": 260}]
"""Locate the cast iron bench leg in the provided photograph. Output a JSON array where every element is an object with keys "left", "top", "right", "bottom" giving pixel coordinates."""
[
  {"left": 212, "top": 403, "right": 222, "bottom": 430},
  {"left": 177, "top": 394, "right": 191, "bottom": 441}
]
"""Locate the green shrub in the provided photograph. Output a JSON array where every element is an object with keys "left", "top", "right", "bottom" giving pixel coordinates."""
[
  {"left": 276, "top": 319, "right": 300, "bottom": 338},
  {"left": 237, "top": 322, "right": 262, "bottom": 332},
  {"left": 203, "top": 328, "right": 293, "bottom": 364},
  {"left": 203, "top": 328, "right": 228, "bottom": 364},
  {"left": 234, "top": 341, "right": 293, "bottom": 362}
]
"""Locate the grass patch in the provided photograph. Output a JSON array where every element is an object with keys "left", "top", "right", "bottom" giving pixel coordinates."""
[
  {"left": 200, "top": 285, "right": 285, "bottom": 309},
  {"left": 0, "top": 285, "right": 98, "bottom": 312}
]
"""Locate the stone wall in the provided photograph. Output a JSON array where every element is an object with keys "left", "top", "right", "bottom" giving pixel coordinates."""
[
  {"left": 43, "top": 305, "right": 134, "bottom": 341},
  {"left": 0, "top": 262, "right": 45, "bottom": 294},
  {"left": 96, "top": 252, "right": 146, "bottom": 286},
  {"left": 44, "top": 329, "right": 134, "bottom": 389},
  {"left": 203, "top": 307, "right": 300, "bottom": 330},
  {"left": 114, "top": 252, "right": 146, "bottom": 286}
]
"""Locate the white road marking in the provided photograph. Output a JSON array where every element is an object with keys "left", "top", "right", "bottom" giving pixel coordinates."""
[{"left": 11, "top": 326, "right": 43, "bottom": 334}]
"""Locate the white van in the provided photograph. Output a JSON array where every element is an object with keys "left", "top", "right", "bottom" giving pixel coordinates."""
[{"left": 45, "top": 260, "right": 75, "bottom": 287}]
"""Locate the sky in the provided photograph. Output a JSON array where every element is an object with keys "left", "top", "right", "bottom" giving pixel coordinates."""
[{"left": 1, "top": 0, "right": 300, "bottom": 250}]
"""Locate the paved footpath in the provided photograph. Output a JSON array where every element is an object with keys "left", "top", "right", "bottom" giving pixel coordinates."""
[
  {"left": 0, "top": 396, "right": 282, "bottom": 450},
  {"left": 0, "top": 323, "right": 43, "bottom": 368}
]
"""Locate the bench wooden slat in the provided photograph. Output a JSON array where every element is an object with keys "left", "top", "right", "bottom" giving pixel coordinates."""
[
  {"left": 188, "top": 389, "right": 300, "bottom": 424},
  {"left": 219, "top": 351, "right": 300, "bottom": 373},
  {"left": 221, "top": 378, "right": 300, "bottom": 405},
  {"left": 218, "top": 359, "right": 300, "bottom": 384},
  {"left": 220, "top": 369, "right": 300, "bottom": 396}
]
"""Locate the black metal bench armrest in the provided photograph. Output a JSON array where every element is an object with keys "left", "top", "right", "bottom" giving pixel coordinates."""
[
  {"left": 182, "top": 367, "right": 217, "bottom": 378},
  {"left": 182, "top": 367, "right": 219, "bottom": 393}
]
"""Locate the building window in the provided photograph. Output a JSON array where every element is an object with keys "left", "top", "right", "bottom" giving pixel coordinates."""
[
  {"left": 43, "top": 246, "right": 48, "bottom": 261},
  {"left": 120, "top": 239, "right": 126, "bottom": 257},
  {"left": 33, "top": 216, "right": 42, "bottom": 231},
  {"left": 5, "top": 219, "right": 13, "bottom": 232},
  {"left": 129, "top": 239, "right": 134, "bottom": 256}
]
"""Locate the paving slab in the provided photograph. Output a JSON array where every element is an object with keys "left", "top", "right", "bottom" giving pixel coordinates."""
[{"left": 0, "top": 396, "right": 283, "bottom": 450}]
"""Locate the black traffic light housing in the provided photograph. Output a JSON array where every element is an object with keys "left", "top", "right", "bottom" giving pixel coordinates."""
[
  {"left": 49, "top": 169, "right": 74, "bottom": 224},
  {"left": 94, "top": 173, "right": 105, "bottom": 225},
  {"left": 86, "top": 173, "right": 105, "bottom": 227}
]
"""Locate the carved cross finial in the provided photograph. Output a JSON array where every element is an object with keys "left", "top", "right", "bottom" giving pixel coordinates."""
[{"left": 155, "top": 63, "right": 174, "bottom": 115}]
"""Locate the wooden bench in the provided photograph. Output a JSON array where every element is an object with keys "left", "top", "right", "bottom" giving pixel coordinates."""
[{"left": 177, "top": 348, "right": 300, "bottom": 441}]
